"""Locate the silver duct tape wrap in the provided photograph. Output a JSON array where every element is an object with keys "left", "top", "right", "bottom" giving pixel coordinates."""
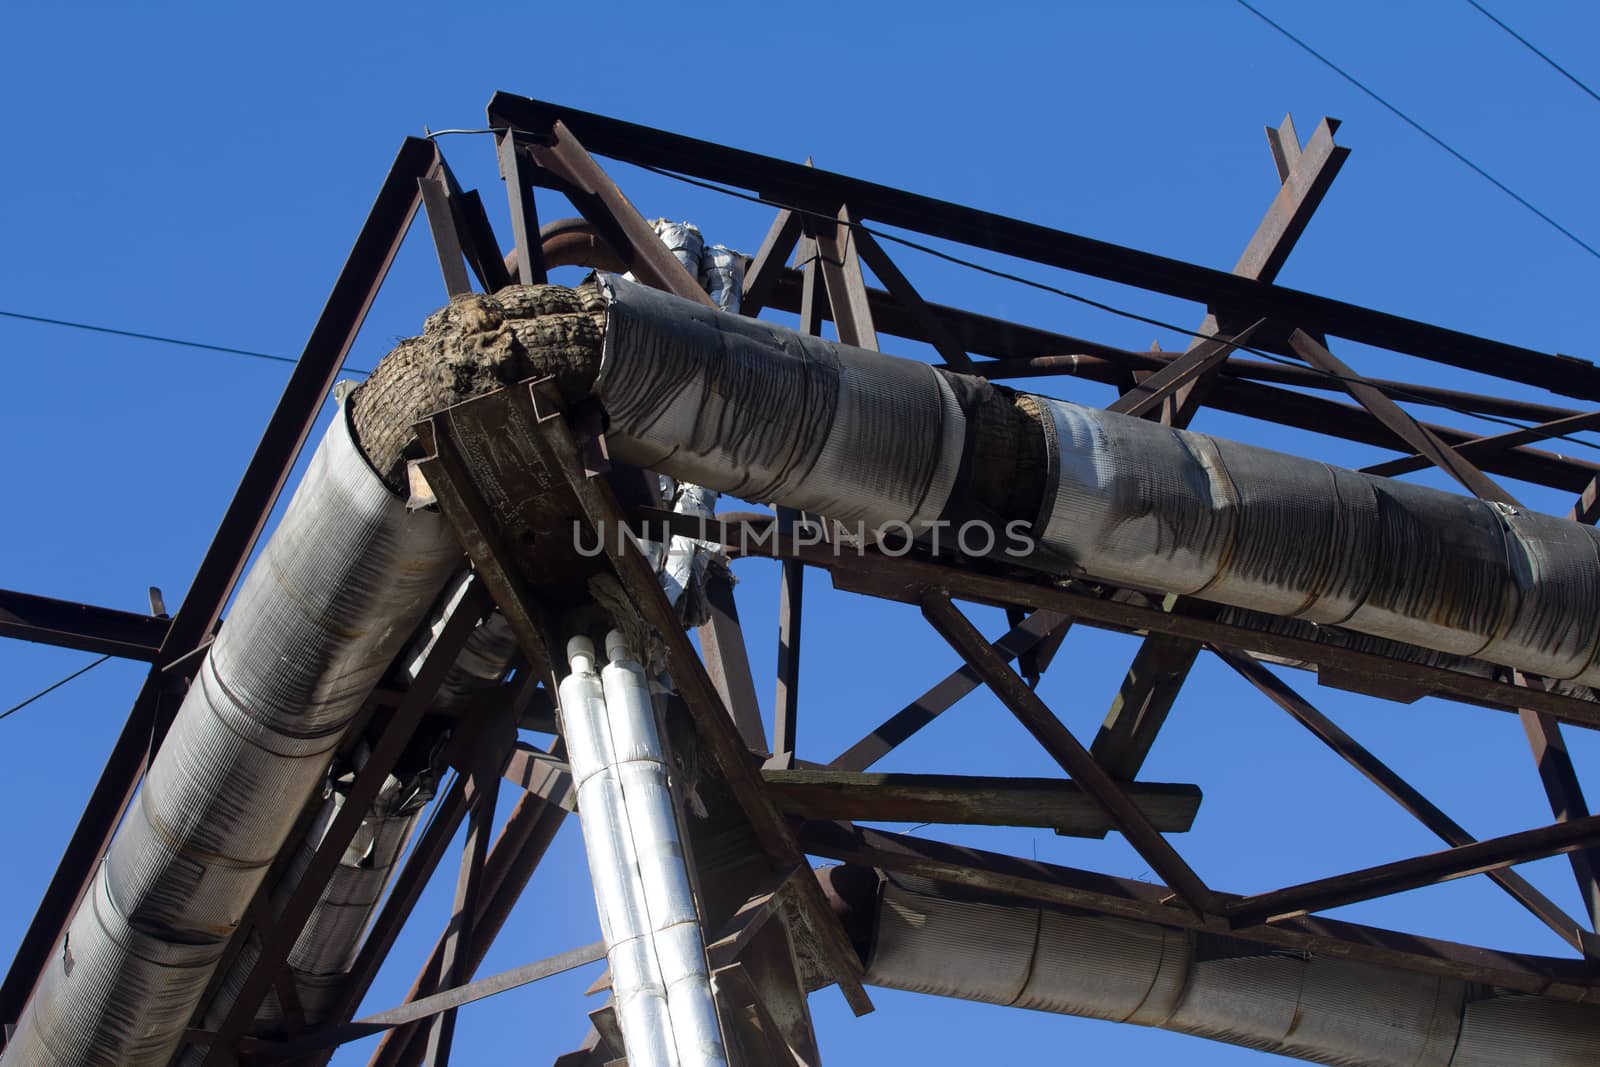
[
  {"left": 181, "top": 573, "right": 520, "bottom": 1052},
  {"left": 559, "top": 632, "right": 728, "bottom": 1067},
  {"left": 698, "top": 244, "right": 744, "bottom": 313},
  {"left": 1037, "top": 398, "right": 1600, "bottom": 686},
  {"left": 865, "top": 876, "right": 1600, "bottom": 1066},
  {"left": 595, "top": 273, "right": 963, "bottom": 533},
  {"left": 650, "top": 219, "right": 705, "bottom": 280},
  {"left": 560, "top": 637, "right": 677, "bottom": 1067},
  {"left": 4, "top": 403, "right": 461, "bottom": 1067}
]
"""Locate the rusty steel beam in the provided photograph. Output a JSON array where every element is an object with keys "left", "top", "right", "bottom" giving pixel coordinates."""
[
  {"left": 368, "top": 753, "right": 571, "bottom": 1067},
  {"left": 828, "top": 609, "right": 1068, "bottom": 772},
  {"left": 1216, "top": 647, "right": 1595, "bottom": 955},
  {"left": 739, "top": 206, "right": 804, "bottom": 318},
  {"left": 763, "top": 769, "right": 1203, "bottom": 837},
  {"left": 1091, "top": 119, "right": 1348, "bottom": 782},
  {"left": 630, "top": 507, "right": 1600, "bottom": 728},
  {"left": 698, "top": 568, "right": 770, "bottom": 755},
  {"left": 251, "top": 941, "right": 606, "bottom": 1064},
  {"left": 1360, "top": 408, "right": 1600, "bottom": 480},
  {"left": 920, "top": 590, "right": 1220, "bottom": 915},
  {"left": 418, "top": 172, "right": 473, "bottom": 298},
  {"left": 486, "top": 93, "right": 1600, "bottom": 399},
  {"left": 526, "top": 121, "right": 712, "bottom": 307},
  {"left": 497, "top": 132, "right": 548, "bottom": 286},
  {"left": 0, "top": 136, "right": 440, "bottom": 1032},
  {"left": 1227, "top": 812, "right": 1600, "bottom": 927},
  {"left": 0, "top": 590, "right": 169, "bottom": 662}
]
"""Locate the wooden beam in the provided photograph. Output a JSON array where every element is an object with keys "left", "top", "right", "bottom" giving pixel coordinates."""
[{"left": 763, "top": 769, "right": 1202, "bottom": 837}]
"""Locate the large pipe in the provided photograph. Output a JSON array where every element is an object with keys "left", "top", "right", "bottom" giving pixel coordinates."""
[
  {"left": 179, "top": 574, "right": 520, "bottom": 1051},
  {"left": 2, "top": 403, "right": 462, "bottom": 1066},
  {"left": 830, "top": 867, "right": 1600, "bottom": 1066},
  {"left": 575, "top": 273, "right": 1600, "bottom": 690}
]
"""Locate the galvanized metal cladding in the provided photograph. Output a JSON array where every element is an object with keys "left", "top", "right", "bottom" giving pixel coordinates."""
[{"left": 4, "top": 94, "right": 1600, "bottom": 1066}]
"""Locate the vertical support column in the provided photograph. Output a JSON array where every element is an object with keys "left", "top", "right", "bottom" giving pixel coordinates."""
[
  {"left": 423, "top": 737, "right": 503, "bottom": 1066},
  {"left": 497, "top": 132, "right": 548, "bottom": 285}
]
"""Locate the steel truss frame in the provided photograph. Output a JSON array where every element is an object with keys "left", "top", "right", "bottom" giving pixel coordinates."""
[{"left": 4, "top": 94, "right": 1599, "bottom": 1064}]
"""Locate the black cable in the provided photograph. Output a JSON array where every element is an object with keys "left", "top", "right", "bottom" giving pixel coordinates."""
[
  {"left": 0, "top": 309, "right": 373, "bottom": 376},
  {"left": 0, "top": 654, "right": 111, "bottom": 723},
  {"left": 1465, "top": 0, "right": 1600, "bottom": 106},
  {"left": 1233, "top": 0, "right": 1600, "bottom": 263},
  {"left": 615, "top": 154, "right": 1600, "bottom": 456}
]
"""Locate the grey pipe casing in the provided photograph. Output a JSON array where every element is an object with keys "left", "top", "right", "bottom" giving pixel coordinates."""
[
  {"left": 595, "top": 273, "right": 966, "bottom": 534},
  {"left": 865, "top": 874, "right": 1600, "bottom": 1066},
  {"left": 1036, "top": 400, "right": 1600, "bottom": 685},
  {"left": 3, "top": 404, "right": 461, "bottom": 1067},
  {"left": 589, "top": 274, "right": 1600, "bottom": 692}
]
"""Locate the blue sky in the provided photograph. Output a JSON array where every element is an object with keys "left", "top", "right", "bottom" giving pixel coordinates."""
[{"left": 4, "top": 1, "right": 1600, "bottom": 1063}]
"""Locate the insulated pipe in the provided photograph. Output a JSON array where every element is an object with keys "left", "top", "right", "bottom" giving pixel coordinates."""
[
  {"left": 559, "top": 633, "right": 729, "bottom": 1067},
  {"left": 576, "top": 274, "right": 1600, "bottom": 690},
  {"left": 838, "top": 868, "right": 1600, "bottom": 1067},
  {"left": 181, "top": 574, "right": 520, "bottom": 1049},
  {"left": 2, "top": 404, "right": 461, "bottom": 1067}
]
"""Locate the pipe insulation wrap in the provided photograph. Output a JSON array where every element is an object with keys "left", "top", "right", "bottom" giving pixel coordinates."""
[
  {"left": 558, "top": 633, "right": 728, "bottom": 1067},
  {"left": 4, "top": 403, "right": 461, "bottom": 1067},
  {"left": 595, "top": 273, "right": 965, "bottom": 533},
  {"left": 185, "top": 573, "right": 521, "bottom": 1047},
  {"left": 578, "top": 275, "right": 1600, "bottom": 691},
  {"left": 1036, "top": 399, "right": 1600, "bottom": 683},
  {"left": 863, "top": 873, "right": 1600, "bottom": 1066}
]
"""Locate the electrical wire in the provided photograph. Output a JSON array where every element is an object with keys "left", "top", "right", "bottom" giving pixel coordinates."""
[
  {"left": 0, "top": 309, "right": 373, "bottom": 376},
  {"left": 1465, "top": 0, "right": 1600, "bottom": 106},
  {"left": 0, "top": 654, "right": 111, "bottom": 723},
  {"left": 613, "top": 154, "right": 1600, "bottom": 457},
  {"left": 1233, "top": 0, "right": 1600, "bottom": 263}
]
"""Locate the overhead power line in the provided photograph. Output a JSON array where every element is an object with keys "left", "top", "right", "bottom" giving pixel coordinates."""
[
  {"left": 1465, "top": 0, "right": 1600, "bottom": 106},
  {"left": 0, "top": 309, "right": 373, "bottom": 376},
  {"left": 1, "top": 655, "right": 111, "bottom": 723},
  {"left": 1233, "top": 0, "right": 1600, "bottom": 264}
]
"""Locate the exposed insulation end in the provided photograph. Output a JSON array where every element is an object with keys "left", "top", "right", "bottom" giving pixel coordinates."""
[
  {"left": 350, "top": 280, "right": 606, "bottom": 492},
  {"left": 944, "top": 371, "right": 1050, "bottom": 526}
]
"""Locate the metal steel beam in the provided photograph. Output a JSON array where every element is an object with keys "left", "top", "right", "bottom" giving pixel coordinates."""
[
  {"left": 920, "top": 590, "right": 1219, "bottom": 915},
  {"left": 1227, "top": 812, "right": 1600, "bottom": 927},
  {"left": 250, "top": 941, "right": 605, "bottom": 1064},
  {"left": 631, "top": 507, "right": 1600, "bottom": 727},
  {"left": 763, "top": 769, "right": 1203, "bottom": 837},
  {"left": 1216, "top": 647, "right": 1595, "bottom": 955},
  {"left": 828, "top": 610, "right": 1067, "bottom": 772},
  {"left": 0, "top": 136, "right": 439, "bottom": 1031},
  {"left": 0, "top": 590, "right": 169, "bottom": 661},
  {"left": 485, "top": 94, "right": 1599, "bottom": 400}
]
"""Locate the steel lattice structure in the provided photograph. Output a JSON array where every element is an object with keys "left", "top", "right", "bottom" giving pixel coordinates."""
[{"left": 5, "top": 92, "right": 1600, "bottom": 1064}]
